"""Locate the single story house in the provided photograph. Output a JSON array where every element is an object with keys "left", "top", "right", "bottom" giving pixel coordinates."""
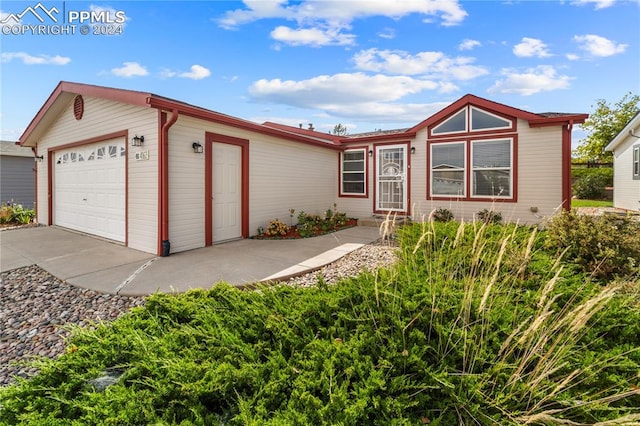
[
  {"left": 0, "top": 141, "right": 35, "bottom": 208},
  {"left": 19, "top": 81, "right": 587, "bottom": 256},
  {"left": 605, "top": 111, "right": 640, "bottom": 211}
]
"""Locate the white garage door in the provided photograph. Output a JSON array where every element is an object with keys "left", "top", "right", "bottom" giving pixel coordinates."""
[{"left": 54, "top": 139, "right": 126, "bottom": 242}]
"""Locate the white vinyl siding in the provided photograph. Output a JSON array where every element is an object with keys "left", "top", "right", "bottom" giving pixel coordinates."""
[
  {"left": 341, "top": 149, "right": 366, "bottom": 195},
  {"left": 34, "top": 95, "right": 158, "bottom": 254},
  {"left": 611, "top": 136, "right": 640, "bottom": 211}
]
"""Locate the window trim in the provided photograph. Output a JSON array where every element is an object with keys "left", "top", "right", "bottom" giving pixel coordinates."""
[
  {"left": 470, "top": 138, "right": 513, "bottom": 199},
  {"left": 427, "top": 136, "right": 518, "bottom": 202},
  {"left": 470, "top": 106, "right": 513, "bottom": 132},
  {"left": 633, "top": 144, "right": 640, "bottom": 180},
  {"left": 429, "top": 141, "right": 466, "bottom": 198},
  {"left": 339, "top": 147, "right": 368, "bottom": 198},
  {"left": 431, "top": 108, "right": 468, "bottom": 136}
]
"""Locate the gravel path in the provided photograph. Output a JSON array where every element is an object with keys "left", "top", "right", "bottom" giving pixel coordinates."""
[{"left": 0, "top": 241, "right": 399, "bottom": 387}]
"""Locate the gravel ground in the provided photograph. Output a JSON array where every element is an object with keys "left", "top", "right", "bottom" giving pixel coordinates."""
[{"left": 0, "top": 240, "right": 399, "bottom": 387}]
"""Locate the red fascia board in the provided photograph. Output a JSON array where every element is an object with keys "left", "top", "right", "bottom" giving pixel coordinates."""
[
  {"left": 528, "top": 114, "right": 589, "bottom": 127},
  {"left": 339, "top": 131, "right": 417, "bottom": 144},
  {"left": 19, "top": 81, "right": 153, "bottom": 145},
  {"left": 148, "top": 97, "right": 343, "bottom": 151},
  {"left": 262, "top": 122, "right": 341, "bottom": 143},
  {"left": 409, "top": 94, "right": 545, "bottom": 133}
]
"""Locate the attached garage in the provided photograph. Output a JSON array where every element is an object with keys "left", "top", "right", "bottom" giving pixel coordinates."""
[{"left": 52, "top": 138, "right": 126, "bottom": 242}]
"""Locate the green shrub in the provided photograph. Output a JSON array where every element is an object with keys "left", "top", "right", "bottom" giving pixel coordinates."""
[
  {"left": 572, "top": 167, "right": 613, "bottom": 187},
  {"left": 0, "top": 203, "right": 35, "bottom": 225},
  {"left": 544, "top": 210, "right": 640, "bottom": 279},
  {"left": 2, "top": 222, "right": 638, "bottom": 425},
  {"left": 573, "top": 173, "right": 608, "bottom": 199},
  {"left": 432, "top": 207, "right": 454, "bottom": 222},
  {"left": 476, "top": 208, "right": 502, "bottom": 224}
]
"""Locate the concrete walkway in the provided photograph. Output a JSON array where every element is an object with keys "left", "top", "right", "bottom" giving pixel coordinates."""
[{"left": 0, "top": 225, "right": 382, "bottom": 296}]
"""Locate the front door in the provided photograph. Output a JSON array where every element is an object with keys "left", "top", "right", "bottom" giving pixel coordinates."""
[
  {"left": 376, "top": 144, "right": 407, "bottom": 212},
  {"left": 212, "top": 142, "right": 242, "bottom": 242}
]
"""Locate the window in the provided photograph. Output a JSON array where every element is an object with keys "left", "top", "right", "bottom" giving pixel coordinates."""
[
  {"left": 431, "top": 142, "right": 465, "bottom": 196},
  {"left": 634, "top": 145, "right": 640, "bottom": 180},
  {"left": 471, "top": 139, "right": 512, "bottom": 197},
  {"left": 432, "top": 109, "right": 467, "bottom": 135},
  {"left": 341, "top": 149, "right": 366, "bottom": 195},
  {"left": 470, "top": 107, "right": 512, "bottom": 131}
]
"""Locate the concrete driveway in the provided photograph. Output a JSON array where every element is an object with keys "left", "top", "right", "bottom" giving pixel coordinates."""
[{"left": 0, "top": 225, "right": 382, "bottom": 296}]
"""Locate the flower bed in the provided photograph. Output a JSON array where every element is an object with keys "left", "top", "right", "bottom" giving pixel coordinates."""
[{"left": 254, "top": 208, "right": 358, "bottom": 239}]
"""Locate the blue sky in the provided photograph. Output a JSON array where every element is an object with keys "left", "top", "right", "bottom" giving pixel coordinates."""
[{"left": 1, "top": 0, "right": 638, "bottom": 150}]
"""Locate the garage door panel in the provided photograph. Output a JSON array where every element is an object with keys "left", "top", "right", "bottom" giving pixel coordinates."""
[{"left": 54, "top": 139, "right": 125, "bottom": 242}]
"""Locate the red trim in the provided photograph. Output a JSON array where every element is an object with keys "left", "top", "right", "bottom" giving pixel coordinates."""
[
  {"left": 339, "top": 145, "right": 369, "bottom": 199},
  {"left": 372, "top": 141, "right": 411, "bottom": 215},
  {"left": 428, "top": 106, "right": 517, "bottom": 139},
  {"left": 21, "top": 81, "right": 344, "bottom": 152},
  {"left": 205, "top": 132, "right": 250, "bottom": 245},
  {"left": 339, "top": 132, "right": 417, "bottom": 144},
  {"left": 562, "top": 124, "right": 572, "bottom": 210},
  {"left": 31, "top": 147, "right": 38, "bottom": 219},
  {"left": 426, "top": 134, "right": 518, "bottom": 203},
  {"left": 45, "top": 130, "right": 129, "bottom": 240},
  {"left": 149, "top": 98, "right": 342, "bottom": 151},
  {"left": 157, "top": 111, "right": 165, "bottom": 255},
  {"left": 262, "top": 121, "right": 341, "bottom": 143},
  {"left": 530, "top": 114, "right": 588, "bottom": 127}
]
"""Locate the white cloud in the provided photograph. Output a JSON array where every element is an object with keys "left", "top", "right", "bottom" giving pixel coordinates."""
[
  {"left": 110, "top": 62, "right": 148, "bottom": 77},
  {"left": 573, "top": 34, "right": 627, "bottom": 57},
  {"left": 218, "top": 0, "right": 467, "bottom": 47},
  {"left": 1, "top": 52, "right": 70, "bottom": 65},
  {"left": 219, "top": 0, "right": 467, "bottom": 28},
  {"left": 488, "top": 65, "right": 572, "bottom": 96},
  {"left": 513, "top": 37, "right": 551, "bottom": 58},
  {"left": 160, "top": 65, "right": 212, "bottom": 80},
  {"left": 249, "top": 73, "right": 445, "bottom": 106},
  {"left": 458, "top": 39, "right": 481, "bottom": 51},
  {"left": 572, "top": 0, "right": 616, "bottom": 10},
  {"left": 378, "top": 27, "right": 396, "bottom": 39},
  {"left": 352, "top": 48, "right": 488, "bottom": 80},
  {"left": 271, "top": 25, "right": 355, "bottom": 46},
  {"left": 179, "top": 64, "right": 211, "bottom": 80},
  {"left": 566, "top": 53, "right": 580, "bottom": 61}
]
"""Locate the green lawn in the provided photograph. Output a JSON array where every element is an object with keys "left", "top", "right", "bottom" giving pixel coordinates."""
[{"left": 571, "top": 198, "right": 613, "bottom": 208}]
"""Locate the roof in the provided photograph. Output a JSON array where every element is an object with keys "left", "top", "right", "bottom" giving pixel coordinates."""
[
  {"left": 409, "top": 94, "right": 588, "bottom": 132},
  {"left": 19, "top": 81, "right": 342, "bottom": 151},
  {"left": 0, "top": 141, "right": 32, "bottom": 158},
  {"left": 605, "top": 111, "right": 640, "bottom": 152},
  {"left": 261, "top": 122, "right": 341, "bottom": 143}
]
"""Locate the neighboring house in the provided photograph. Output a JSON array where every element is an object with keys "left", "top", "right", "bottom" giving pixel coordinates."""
[
  {"left": 19, "top": 81, "right": 587, "bottom": 256},
  {"left": 605, "top": 111, "right": 640, "bottom": 211},
  {"left": 0, "top": 141, "right": 35, "bottom": 208}
]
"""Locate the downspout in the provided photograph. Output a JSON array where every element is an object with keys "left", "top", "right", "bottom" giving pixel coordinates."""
[
  {"left": 562, "top": 120, "right": 574, "bottom": 211},
  {"left": 160, "top": 108, "right": 179, "bottom": 256}
]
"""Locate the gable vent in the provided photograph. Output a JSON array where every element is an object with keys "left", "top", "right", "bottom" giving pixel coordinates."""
[{"left": 73, "top": 95, "right": 84, "bottom": 120}]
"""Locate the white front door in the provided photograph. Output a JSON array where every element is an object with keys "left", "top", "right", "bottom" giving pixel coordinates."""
[
  {"left": 376, "top": 145, "right": 407, "bottom": 212},
  {"left": 212, "top": 142, "right": 242, "bottom": 242},
  {"left": 54, "top": 139, "right": 126, "bottom": 242}
]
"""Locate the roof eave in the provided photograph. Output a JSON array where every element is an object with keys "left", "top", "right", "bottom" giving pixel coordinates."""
[{"left": 605, "top": 111, "right": 640, "bottom": 152}]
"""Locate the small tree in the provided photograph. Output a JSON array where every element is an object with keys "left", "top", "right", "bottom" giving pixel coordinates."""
[
  {"left": 574, "top": 92, "right": 640, "bottom": 162},
  {"left": 332, "top": 123, "right": 348, "bottom": 136}
]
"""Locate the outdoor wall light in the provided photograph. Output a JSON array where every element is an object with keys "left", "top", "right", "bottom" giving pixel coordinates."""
[
  {"left": 411, "top": 146, "right": 416, "bottom": 155},
  {"left": 34, "top": 155, "right": 44, "bottom": 162},
  {"left": 192, "top": 142, "right": 203, "bottom": 154},
  {"left": 131, "top": 135, "right": 144, "bottom": 147},
  {"left": 368, "top": 149, "right": 373, "bottom": 157}
]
